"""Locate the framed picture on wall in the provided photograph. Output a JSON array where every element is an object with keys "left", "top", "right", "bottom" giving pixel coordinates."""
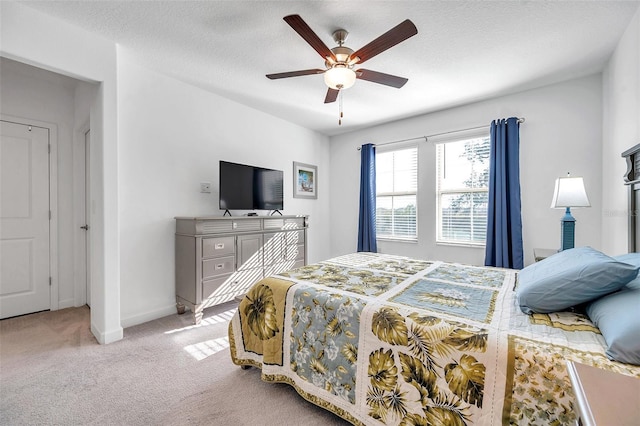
[{"left": 293, "top": 162, "right": 318, "bottom": 199}]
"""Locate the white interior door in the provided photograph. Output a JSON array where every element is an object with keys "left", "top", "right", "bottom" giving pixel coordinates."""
[
  {"left": 0, "top": 121, "right": 50, "bottom": 318},
  {"left": 84, "top": 129, "right": 91, "bottom": 307}
]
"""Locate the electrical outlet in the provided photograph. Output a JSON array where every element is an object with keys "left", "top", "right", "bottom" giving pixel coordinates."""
[{"left": 200, "top": 182, "right": 211, "bottom": 193}]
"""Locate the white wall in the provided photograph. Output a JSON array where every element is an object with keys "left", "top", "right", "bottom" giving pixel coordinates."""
[
  {"left": 117, "top": 51, "right": 331, "bottom": 327},
  {"left": 330, "top": 74, "right": 604, "bottom": 266},
  {"left": 602, "top": 8, "right": 640, "bottom": 255}
]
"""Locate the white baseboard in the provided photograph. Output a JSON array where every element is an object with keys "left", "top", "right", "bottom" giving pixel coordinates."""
[
  {"left": 91, "top": 323, "right": 123, "bottom": 345},
  {"left": 55, "top": 298, "right": 123, "bottom": 344},
  {"left": 120, "top": 304, "right": 177, "bottom": 329},
  {"left": 57, "top": 298, "right": 76, "bottom": 310}
]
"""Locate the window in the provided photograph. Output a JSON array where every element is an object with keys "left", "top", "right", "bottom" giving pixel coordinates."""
[
  {"left": 376, "top": 146, "right": 418, "bottom": 240},
  {"left": 436, "top": 135, "right": 490, "bottom": 245}
]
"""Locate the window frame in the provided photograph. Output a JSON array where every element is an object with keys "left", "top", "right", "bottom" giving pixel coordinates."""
[
  {"left": 375, "top": 144, "right": 418, "bottom": 242},
  {"left": 435, "top": 132, "right": 491, "bottom": 247}
]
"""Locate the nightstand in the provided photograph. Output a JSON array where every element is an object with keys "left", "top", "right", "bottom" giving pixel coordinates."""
[
  {"left": 533, "top": 248, "right": 558, "bottom": 262},
  {"left": 566, "top": 361, "right": 640, "bottom": 426}
]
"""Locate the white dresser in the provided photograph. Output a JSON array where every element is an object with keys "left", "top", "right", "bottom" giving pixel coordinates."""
[{"left": 175, "top": 215, "right": 308, "bottom": 323}]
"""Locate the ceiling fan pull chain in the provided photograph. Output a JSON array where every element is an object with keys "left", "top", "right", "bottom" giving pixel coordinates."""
[{"left": 339, "top": 90, "right": 343, "bottom": 125}]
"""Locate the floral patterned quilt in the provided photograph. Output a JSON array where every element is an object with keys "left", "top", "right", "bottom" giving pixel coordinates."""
[{"left": 228, "top": 253, "right": 640, "bottom": 425}]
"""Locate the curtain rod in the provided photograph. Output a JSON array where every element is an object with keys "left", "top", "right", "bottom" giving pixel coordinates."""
[{"left": 357, "top": 117, "right": 525, "bottom": 150}]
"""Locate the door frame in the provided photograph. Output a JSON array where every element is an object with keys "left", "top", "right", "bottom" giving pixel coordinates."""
[{"left": 1, "top": 114, "right": 58, "bottom": 311}]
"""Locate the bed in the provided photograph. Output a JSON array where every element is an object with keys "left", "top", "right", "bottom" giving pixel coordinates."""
[
  {"left": 229, "top": 251, "right": 640, "bottom": 425},
  {"left": 229, "top": 144, "right": 640, "bottom": 425}
]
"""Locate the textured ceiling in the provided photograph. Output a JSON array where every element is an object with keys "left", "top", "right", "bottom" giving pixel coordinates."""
[{"left": 17, "top": 1, "right": 640, "bottom": 136}]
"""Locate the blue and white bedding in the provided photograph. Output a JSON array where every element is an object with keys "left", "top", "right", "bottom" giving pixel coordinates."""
[{"left": 229, "top": 252, "right": 640, "bottom": 425}]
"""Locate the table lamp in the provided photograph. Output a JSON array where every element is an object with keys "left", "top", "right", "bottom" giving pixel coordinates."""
[{"left": 550, "top": 173, "right": 591, "bottom": 251}]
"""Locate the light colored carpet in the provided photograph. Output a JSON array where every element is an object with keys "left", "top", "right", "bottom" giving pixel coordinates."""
[{"left": 0, "top": 303, "right": 350, "bottom": 425}]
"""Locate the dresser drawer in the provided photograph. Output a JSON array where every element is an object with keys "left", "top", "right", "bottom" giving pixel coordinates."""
[
  {"left": 202, "top": 255, "right": 235, "bottom": 279},
  {"left": 233, "top": 219, "right": 261, "bottom": 232},
  {"left": 285, "top": 217, "right": 305, "bottom": 228},
  {"left": 202, "top": 236, "right": 235, "bottom": 258},
  {"left": 202, "top": 275, "right": 231, "bottom": 300}
]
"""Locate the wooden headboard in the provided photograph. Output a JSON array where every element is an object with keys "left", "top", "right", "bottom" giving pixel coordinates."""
[{"left": 622, "top": 143, "right": 640, "bottom": 252}]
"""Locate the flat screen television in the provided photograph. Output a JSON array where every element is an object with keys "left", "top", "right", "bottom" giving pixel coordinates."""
[{"left": 219, "top": 161, "right": 284, "bottom": 212}]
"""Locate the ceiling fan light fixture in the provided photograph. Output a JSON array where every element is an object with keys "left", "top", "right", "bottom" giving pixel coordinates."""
[{"left": 324, "top": 66, "right": 356, "bottom": 90}]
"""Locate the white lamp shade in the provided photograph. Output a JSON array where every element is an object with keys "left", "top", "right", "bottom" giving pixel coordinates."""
[
  {"left": 550, "top": 176, "right": 591, "bottom": 208},
  {"left": 324, "top": 67, "right": 356, "bottom": 90}
]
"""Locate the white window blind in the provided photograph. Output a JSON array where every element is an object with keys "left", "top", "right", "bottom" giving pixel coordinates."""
[
  {"left": 436, "top": 136, "right": 490, "bottom": 245},
  {"left": 376, "top": 147, "right": 418, "bottom": 240}
]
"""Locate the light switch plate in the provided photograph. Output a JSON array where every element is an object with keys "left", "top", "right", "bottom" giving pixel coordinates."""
[{"left": 200, "top": 182, "right": 211, "bottom": 193}]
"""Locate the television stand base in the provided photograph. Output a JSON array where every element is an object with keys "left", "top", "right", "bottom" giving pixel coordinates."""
[{"left": 270, "top": 210, "right": 283, "bottom": 216}]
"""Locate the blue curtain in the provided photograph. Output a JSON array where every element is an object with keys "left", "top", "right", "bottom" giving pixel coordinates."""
[
  {"left": 485, "top": 117, "right": 524, "bottom": 269},
  {"left": 357, "top": 143, "right": 377, "bottom": 252}
]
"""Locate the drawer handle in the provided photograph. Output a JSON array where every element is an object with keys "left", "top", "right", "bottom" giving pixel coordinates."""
[
  {"left": 216, "top": 263, "right": 224, "bottom": 270},
  {"left": 215, "top": 243, "right": 225, "bottom": 250}
]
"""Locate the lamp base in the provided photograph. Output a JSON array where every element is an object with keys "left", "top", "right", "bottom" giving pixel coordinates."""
[{"left": 559, "top": 207, "right": 576, "bottom": 251}]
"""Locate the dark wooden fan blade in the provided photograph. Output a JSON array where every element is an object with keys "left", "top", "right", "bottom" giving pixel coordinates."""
[
  {"left": 266, "top": 69, "right": 325, "bottom": 79},
  {"left": 356, "top": 69, "right": 408, "bottom": 88},
  {"left": 351, "top": 20, "right": 417, "bottom": 64},
  {"left": 324, "top": 88, "right": 339, "bottom": 103},
  {"left": 283, "top": 15, "right": 336, "bottom": 61}
]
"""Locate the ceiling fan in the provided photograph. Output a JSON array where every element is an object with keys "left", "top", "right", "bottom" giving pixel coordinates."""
[{"left": 266, "top": 15, "right": 418, "bottom": 105}]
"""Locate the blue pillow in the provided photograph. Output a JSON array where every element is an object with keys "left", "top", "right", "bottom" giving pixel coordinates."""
[
  {"left": 614, "top": 253, "right": 640, "bottom": 290},
  {"left": 586, "top": 288, "right": 640, "bottom": 365},
  {"left": 516, "top": 247, "right": 639, "bottom": 314}
]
